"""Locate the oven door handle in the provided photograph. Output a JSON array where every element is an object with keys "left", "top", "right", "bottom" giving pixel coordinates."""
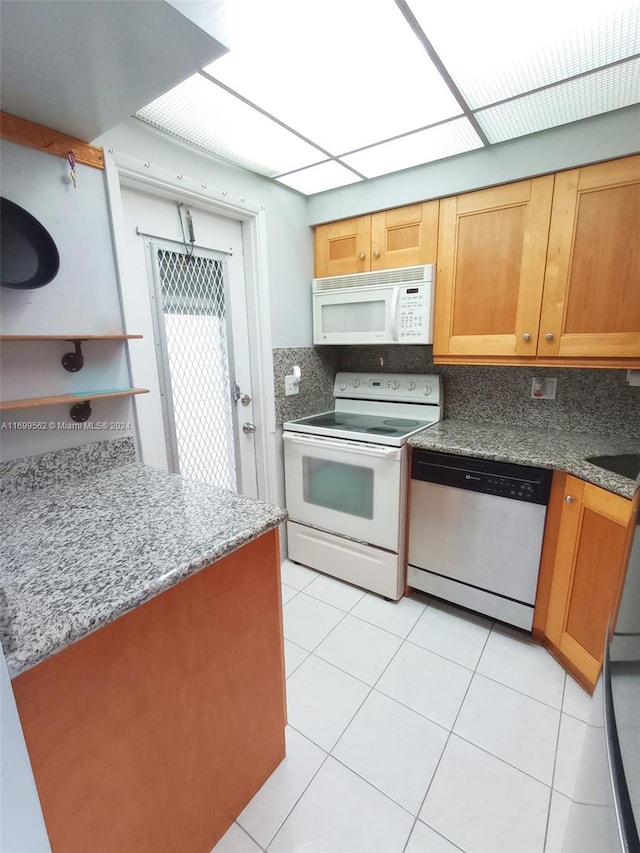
[{"left": 283, "top": 431, "right": 402, "bottom": 459}]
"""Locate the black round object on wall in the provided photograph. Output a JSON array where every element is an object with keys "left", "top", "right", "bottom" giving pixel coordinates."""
[{"left": 0, "top": 197, "right": 60, "bottom": 289}]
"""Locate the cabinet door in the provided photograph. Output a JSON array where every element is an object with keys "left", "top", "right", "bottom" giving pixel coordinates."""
[
  {"left": 539, "top": 155, "right": 640, "bottom": 358},
  {"left": 434, "top": 176, "right": 554, "bottom": 357},
  {"left": 369, "top": 201, "right": 438, "bottom": 271},
  {"left": 314, "top": 216, "right": 371, "bottom": 277},
  {"left": 545, "top": 476, "right": 636, "bottom": 690}
]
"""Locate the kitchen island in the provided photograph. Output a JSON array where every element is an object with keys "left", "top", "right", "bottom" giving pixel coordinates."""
[{"left": 1, "top": 447, "right": 288, "bottom": 853}]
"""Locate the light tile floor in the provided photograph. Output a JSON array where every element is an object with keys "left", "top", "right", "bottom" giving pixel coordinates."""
[{"left": 213, "top": 561, "right": 594, "bottom": 853}]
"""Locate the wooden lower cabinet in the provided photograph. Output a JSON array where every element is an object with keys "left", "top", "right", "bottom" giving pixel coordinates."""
[
  {"left": 534, "top": 473, "right": 638, "bottom": 692},
  {"left": 12, "top": 529, "right": 287, "bottom": 853}
]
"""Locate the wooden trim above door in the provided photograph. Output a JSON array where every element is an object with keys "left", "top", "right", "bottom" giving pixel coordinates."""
[{"left": 0, "top": 112, "right": 104, "bottom": 169}]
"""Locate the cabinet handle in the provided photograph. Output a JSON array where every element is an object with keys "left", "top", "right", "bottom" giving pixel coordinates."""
[
  {"left": 359, "top": 252, "right": 366, "bottom": 260},
  {"left": 522, "top": 332, "right": 531, "bottom": 342},
  {"left": 545, "top": 332, "right": 554, "bottom": 342},
  {"left": 373, "top": 250, "right": 380, "bottom": 258},
  {"left": 565, "top": 495, "right": 575, "bottom": 503}
]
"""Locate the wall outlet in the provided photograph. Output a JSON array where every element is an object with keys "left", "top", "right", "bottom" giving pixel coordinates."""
[
  {"left": 531, "top": 377, "right": 557, "bottom": 400},
  {"left": 285, "top": 375, "right": 300, "bottom": 396}
]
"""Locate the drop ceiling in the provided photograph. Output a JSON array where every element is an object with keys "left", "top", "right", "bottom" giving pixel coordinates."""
[{"left": 135, "top": 0, "right": 640, "bottom": 196}]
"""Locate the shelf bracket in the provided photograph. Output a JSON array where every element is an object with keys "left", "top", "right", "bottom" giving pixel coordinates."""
[
  {"left": 62, "top": 339, "right": 86, "bottom": 372},
  {"left": 70, "top": 400, "right": 92, "bottom": 422}
]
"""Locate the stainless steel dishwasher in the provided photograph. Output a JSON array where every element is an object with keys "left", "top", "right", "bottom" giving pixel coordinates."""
[{"left": 407, "top": 450, "right": 553, "bottom": 630}]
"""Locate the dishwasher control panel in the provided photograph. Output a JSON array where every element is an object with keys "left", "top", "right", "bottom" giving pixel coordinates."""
[{"left": 411, "top": 450, "right": 552, "bottom": 505}]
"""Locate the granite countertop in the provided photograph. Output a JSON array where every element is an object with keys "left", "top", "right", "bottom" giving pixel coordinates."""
[
  {"left": 408, "top": 419, "right": 640, "bottom": 499},
  {"left": 1, "top": 464, "right": 287, "bottom": 678}
]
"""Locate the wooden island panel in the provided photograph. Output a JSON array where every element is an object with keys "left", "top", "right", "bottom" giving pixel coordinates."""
[{"left": 12, "top": 528, "right": 286, "bottom": 853}]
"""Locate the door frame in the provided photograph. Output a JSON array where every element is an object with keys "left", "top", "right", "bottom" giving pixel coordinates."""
[{"left": 103, "top": 150, "right": 278, "bottom": 504}]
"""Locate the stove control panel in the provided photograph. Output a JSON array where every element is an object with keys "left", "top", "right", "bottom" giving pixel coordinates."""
[{"left": 335, "top": 372, "right": 442, "bottom": 404}]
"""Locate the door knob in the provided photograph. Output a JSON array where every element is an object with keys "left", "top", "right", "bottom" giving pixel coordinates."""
[
  {"left": 242, "top": 422, "right": 256, "bottom": 434},
  {"left": 358, "top": 252, "right": 366, "bottom": 260},
  {"left": 373, "top": 250, "right": 380, "bottom": 258},
  {"left": 545, "top": 332, "right": 554, "bottom": 341},
  {"left": 565, "top": 495, "right": 575, "bottom": 503},
  {"left": 522, "top": 333, "right": 531, "bottom": 342}
]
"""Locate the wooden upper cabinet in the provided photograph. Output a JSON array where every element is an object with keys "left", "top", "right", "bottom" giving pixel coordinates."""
[
  {"left": 314, "top": 216, "right": 371, "bottom": 277},
  {"left": 313, "top": 154, "right": 639, "bottom": 366},
  {"left": 434, "top": 176, "right": 555, "bottom": 357},
  {"left": 313, "top": 202, "right": 438, "bottom": 277},
  {"left": 369, "top": 202, "right": 439, "bottom": 271},
  {"left": 540, "top": 474, "right": 637, "bottom": 692},
  {"left": 538, "top": 154, "right": 640, "bottom": 358},
  {"left": 314, "top": 216, "right": 371, "bottom": 278}
]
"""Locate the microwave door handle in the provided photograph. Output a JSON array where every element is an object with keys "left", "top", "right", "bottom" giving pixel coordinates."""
[{"left": 390, "top": 286, "right": 400, "bottom": 341}]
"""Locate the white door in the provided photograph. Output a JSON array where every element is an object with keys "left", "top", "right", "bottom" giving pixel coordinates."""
[{"left": 118, "top": 186, "right": 258, "bottom": 497}]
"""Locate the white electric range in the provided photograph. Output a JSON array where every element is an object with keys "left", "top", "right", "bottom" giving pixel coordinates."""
[{"left": 283, "top": 372, "right": 442, "bottom": 599}]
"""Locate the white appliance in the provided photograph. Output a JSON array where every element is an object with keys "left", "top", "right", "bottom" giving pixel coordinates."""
[
  {"left": 312, "top": 264, "right": 435, "bottom": 345},
  {"left": 283, "top": 372, "right": 442, "bottom": 600}
]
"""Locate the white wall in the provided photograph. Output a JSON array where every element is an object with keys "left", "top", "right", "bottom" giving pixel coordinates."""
[
  {"left": 94, "top": 119, "right": 313, "bottom": 349},
  {"left": 0, "top": 140, "right": 136, "bottom": 461},
  {"left": 307, "top": 105, "right": 640, "bottom": 224}
]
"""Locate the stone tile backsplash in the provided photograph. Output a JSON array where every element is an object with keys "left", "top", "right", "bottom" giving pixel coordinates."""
[
  {"left": 274, "top": 345, "right": 639, "bottom": 438},
  {"left": 0, "top": 436, "right": 137, "bottom": 497},
  {"left": 273, "top": 347, "right": 340, "bottom": 424}
]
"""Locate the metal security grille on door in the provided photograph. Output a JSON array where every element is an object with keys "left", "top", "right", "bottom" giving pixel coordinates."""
[{"left": 151, "top": 245, "right": 238, "bottom": 491}]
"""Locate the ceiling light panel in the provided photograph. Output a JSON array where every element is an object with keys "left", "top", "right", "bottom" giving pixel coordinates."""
[
  {"left": 203, "top": 0, "right": 463, "bottom": 154},
  {"left": 135, "top": 74, "right": 327, "bottom": 176},
  {"left": 341, "top": 118, "right": 484, "bottom": 178},
  {"left": 276, "top": 161, "right": 363, "bottom": 195},
  {"left": 475, "top": 58, "right": 640, "bottom": 142},
  {"left": 408, "top": 0, "right": 640, "bottom": 108}
]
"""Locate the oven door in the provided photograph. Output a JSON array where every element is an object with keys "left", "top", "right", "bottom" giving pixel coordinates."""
[{"left": 283, "top": 432, "right": 404, "bottom": 552}]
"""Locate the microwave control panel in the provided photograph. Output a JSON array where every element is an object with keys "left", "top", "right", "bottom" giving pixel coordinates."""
[{"left": 397, "top": 287, "right": 426, "bottom": 340}]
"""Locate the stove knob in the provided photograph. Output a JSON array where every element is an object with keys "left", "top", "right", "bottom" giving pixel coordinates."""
[
  {"left": 339, "top": 382, "right": 347, "bottom": 391},
  {"left": 407, "top": 381, "right": 416, "bottom": 391},
  {"left": 423, "top": 385, "right": 432, "bottom": 396},
  {"left": 352, "top": 378, "right": 361, "bottom": 388},
  {"left": 391, "top": 380, "right": 400, "bottom": 390}
]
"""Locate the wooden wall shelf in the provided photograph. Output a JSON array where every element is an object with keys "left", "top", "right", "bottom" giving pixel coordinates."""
[
  {"left": 0, "top": 335, "right": 142, "bottom": 341},
  {"left": 1, "top": 388, "right": 149, "bottom": 412},
  {"left": 0, "top": 334, "right": 143, "bottom": 373}
]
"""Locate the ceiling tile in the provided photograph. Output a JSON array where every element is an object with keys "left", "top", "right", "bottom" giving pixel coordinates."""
[
  {"left": 203, "top": 0, "right": 462, "bottom": 153},
  {"left": 408, "top": 0, "right": 640, "bottom": 108},
  {"left": 275, "top": 161, "right": 363, "bottom": 195},
  {"left": 340, "top": 118, "right": 483, "bottom": 178},
  {"left": 136, "top": 73, "right": 327, "bottom": 175},
  {"left": 475, "top": 58, "right": 640, "bottom": 143}
]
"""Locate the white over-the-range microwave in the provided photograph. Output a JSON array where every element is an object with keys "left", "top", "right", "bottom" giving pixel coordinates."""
[{"left": 312, "top": 264, "right": 435, "bottom": 345}]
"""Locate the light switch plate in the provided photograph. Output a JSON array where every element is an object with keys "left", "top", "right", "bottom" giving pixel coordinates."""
[
  {"left": 531, "top": 377, "right": 557, "bottom": 400},
  {"left": 285, "top": 375, "right": 300, "bottom": 396}
]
